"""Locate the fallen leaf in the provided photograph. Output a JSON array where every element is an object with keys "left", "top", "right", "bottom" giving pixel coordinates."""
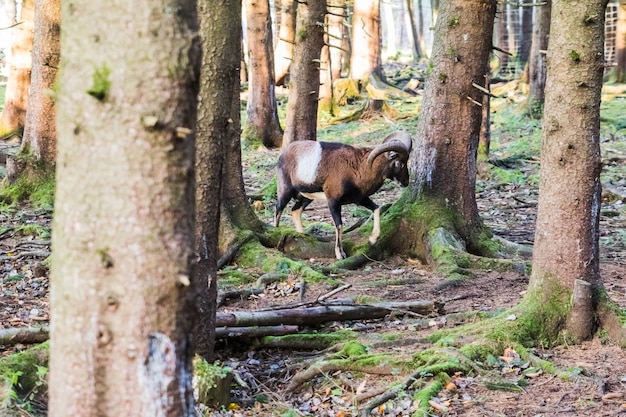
[
  {"left": 602, "top": 392, "right": 624, "bottom": 401},
  {"left": 444, "top": 381, "right": 457, "bottom": 390},
  {"left": 429, "top": 399, "right": 449, "bottom": 413}
]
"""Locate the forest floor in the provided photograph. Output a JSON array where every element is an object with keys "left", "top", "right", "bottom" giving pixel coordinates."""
[{"left": 0, "top": 77, "right": 625, "bottom": 416}]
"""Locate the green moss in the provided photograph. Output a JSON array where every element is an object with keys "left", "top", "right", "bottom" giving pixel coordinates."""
[
  {"left": 438, "top": 72, "right": 448, "bottom": 83},
  {"left": 236, "top": 239, "right": 327, "bottom": 282},
  {"left": 297, "top": 27, "right": 308, "bottom": 41},
  {"left": 583, "top": 14, "right": 598, "bottom": 25},
  {"left": 86, "top": 63, "right": 112, "bottom": 100},
  {"left": 0, "top": 161, "right": 55, "bottom": 210},
  {"left": 412, "top": 379, "right": 444, "bottom": 417},
  {"left": 217, "top": 268, "right": 256, "bottom": 287},
  {"left": 241, "top": 124, "right": 265, "bottom": 150},
  {"left": 334, "top": 340, "right": 367, "bottom": 357},
  {"left": 569, "top": 50, "right": 581, "bottom": 63},
  {"left": 14, "top": 224, "right": 50, "bottom": 239},
  {"left": 0, "top": 341, "right": 49, "bottom": 399},
  {"left": 447, "top": 17, "right": 460, "bottom": 27},
  {"left": 193, "top": 357, "right": 233, "bottom": 408}
]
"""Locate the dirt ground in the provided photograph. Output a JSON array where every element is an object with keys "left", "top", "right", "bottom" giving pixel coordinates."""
[
  {"left": 1, "top": 88, "right": 625, "bottom": 416},
  {"left": 204, "top": 174, "right": 626, "bottom": 417}
]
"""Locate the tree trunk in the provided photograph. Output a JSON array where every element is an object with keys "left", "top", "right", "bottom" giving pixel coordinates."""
[
  {"left": 350, "top": 0, "right": 384, "bottom": 83},
  {"left": 404, "top": 0, "right": 424, "bottom": 59},
  {"left": 274, "top": 0, "right": 296, "bottom": 86},
  {"left": 0, "top": 0, "right": 33, "bottom": 138},
  {"left": 19, "top": 0, "right": 60, "bottom": 166},
  {"left": 243, "top": 0, "right": 283, "bottom": 149},
  {"left": 327, "top": 0, "right": 345, "bottom": 81},
  {"left": 409, "top": 0, "right": 497, "bottom": 251},
  {"left": 495, "top": 2, "right": 509, "bottom": 73},
  {"left": 527, "top": 0, "right": 551, "bottom": 115},
  {"left": 519, "top": 3, "right": 533, "bottom": 67},
  {"left": 319, "top": 41, "right": 333, "bottom": 113},
  {"left": 381, "top": 1, "right": 396, "bottom": 59},
  {"left": 194, "top": 0, "right": 243, "bottom": 363},
  {"left": 614, "top": 2, "right": 626, "bottom": 83},
  {"left": 49, "top": 0, "right": 201, "bottom": 415},
  {"left": 282, "top": 0, "right": 326, "bottom": 146},
  {"left": 529, "top": 0, "right": 607, "bottom": 343}
]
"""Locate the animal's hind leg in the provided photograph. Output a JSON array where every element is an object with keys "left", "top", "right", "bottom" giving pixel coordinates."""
[
  {"left": 291, "top": 196, "right": 312, "bottom": 233},
  {"left": 328, "top": 199, "right": 346, "bottom": 259}
]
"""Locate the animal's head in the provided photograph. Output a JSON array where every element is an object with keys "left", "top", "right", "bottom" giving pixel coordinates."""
[{"left": 367, "top": 131, "right": 413, "bottom": 186}]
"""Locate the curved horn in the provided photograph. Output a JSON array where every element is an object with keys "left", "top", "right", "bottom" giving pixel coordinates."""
[{"left": 367, "top": 131, "right": 413, "bottom": 167}]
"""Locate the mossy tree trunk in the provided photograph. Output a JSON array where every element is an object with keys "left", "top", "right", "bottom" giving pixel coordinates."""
[
  {"left": 400, "top": 0, "right": 497, "bottom": 260},
  {"left": 8, "top": 0, "right": 60, "bottom": 183},
  {"left": 282, "top": 0, "right": 326, "bottom": 146},
  {"left": 528, "top": 0, "right": 607, "bottom": 343},
  {"left": 49, "top": 0, "right": 201, "bottom": 415},
  {"left": 527, "top": 0, "right": 551, "bottom": 116},
  {"left": 274, "top": 0, "right": 297, "bottom": 86},
  {"left": 242, "top": 0, "right": 283, "bottom": 148},
  {"left": 0, "top": 0, "right": 33, "bottom": 139}
]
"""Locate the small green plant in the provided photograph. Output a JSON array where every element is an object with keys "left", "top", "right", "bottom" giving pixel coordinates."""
[
  {"left": 14, "top": 224, "right": 50, "bottom": 239},
  {"left": 87, "top": 63, "right": 112, "bottom": 100},
  {"left": 569, "top": 50, "right": 581, "bottom": 62},
  {"left": 448, "top": 17, "right": 460, "bottom": 27},
  {"left": 438, "top": 72, "right": 448, "bottom": 83}
]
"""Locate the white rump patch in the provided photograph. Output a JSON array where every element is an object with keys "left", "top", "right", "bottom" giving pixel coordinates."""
[{"left": 295, "top": 142, "right": 322, "bottom": 184}]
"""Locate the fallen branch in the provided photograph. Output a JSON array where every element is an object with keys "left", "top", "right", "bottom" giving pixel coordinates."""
[
  {"left": 215, "top": 325, "right": 299, "bottom": 340},
  {"left": 217, "top": 288, "right": 265, "bottom": 307},
  {"left": 0, "top": 326, "right": 49, "bottom": 346},
  {"left": 216, "top": 300, "right": 435, "bottom": 327}
]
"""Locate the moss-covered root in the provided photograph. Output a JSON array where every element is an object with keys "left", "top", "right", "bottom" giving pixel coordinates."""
[
  {"left": 429, "top": 227, "right": 529, "bottom": 285},
  {"left": 236, "top": 239, "right": 328, "bottom": 282},
  {"left": 597, "top": 290, "right": 626, "bottom": 348},
  {"left": 258, "top": 331, "right": 357, "bottom": 350},
  {"left": 0, "top": 341, "right": 49, "bottom": 404},
  {"left": 412, "top": 378, "right": 446, "bottom": 417}
]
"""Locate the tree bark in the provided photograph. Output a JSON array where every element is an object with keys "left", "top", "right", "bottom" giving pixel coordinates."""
[
  {"left": 410, "top": 0, "right": 497, "bottom": 250},
  {"left": 614, "top": 2, "right": 626, "bottom": 83},
  {"left": 327, "top": 0, "right": 346, "bottom": 81},
  {"left": 282, "top": 0, "right": 327, "bottom": 146},
  {"left": 19, "top": 0, "right": 60, "bottom": 166},
  {"left": 243, "top": 0, "right": 283, "bottom": 148},
  {"left": 194, "top": 0, "right": 242, "bottom": 363},
  {"left": 274, "top": 0, "right": 297, "bottom": 86},
  {"left": 49, "top": 0, "right": 201, "bottom": 415},
  {"left": 527, "top": 0, "right": 551, "bottom": 114},
  {"left": 530, "top": 0, "right": 607, "bottom": 342},
  {"left": 350, "top": 0, "right": 384, "bottom": 83},
  {"left": 519, "top": 3, "right": 533, "bottom": 67},
  {"left": 0, "top": 0, "right": 33, "bottom": 138}
]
